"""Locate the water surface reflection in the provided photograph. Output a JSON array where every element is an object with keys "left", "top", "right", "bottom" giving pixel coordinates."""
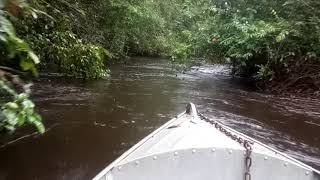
[{"left": 0, "top": 57, "right": 319, "bottom": 179}]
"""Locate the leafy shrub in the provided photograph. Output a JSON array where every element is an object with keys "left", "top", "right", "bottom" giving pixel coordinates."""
[
  {"left": 0, "top": 81, "right": 44, "bottom": 133},
  {"left": 15, "top": 0, "right": 112, "bottom": 79},
  {"left": 0, "top": 9, "right": 39, "bottom": 75},
  {"left": 169, "top": 41, "right": 191, "bottom": 64},
  {"left": 42, "top": 31, "right": 112, "bottom": 79},
  {"left": 0, "top": 0, "right": 44, "bottom": 133}
]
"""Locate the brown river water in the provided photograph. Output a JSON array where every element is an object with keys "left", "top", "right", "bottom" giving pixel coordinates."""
[{"left": 0, "top": 57, "right": 320, "bottom": 180}]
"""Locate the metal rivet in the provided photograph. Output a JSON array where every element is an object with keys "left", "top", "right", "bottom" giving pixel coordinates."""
[
  {"left": 284, "top": 163, "right": 288, "bottom": 167},
  {"left": 153, "top": 156, "right": 158, "bottom": 160},
  {"left": 305, "top": 171, "right": 309, "bottom": 176},
  {"left": 264, "top": 157, "right": 268, "bottom": 160},
  {"left": 174, "top": 152, "right": 179, "bottom": 156},
  {"left": 135, "top": 161, "right": 139, "bottom": 165},
  {"left": 192, "top": 149, "right": 196, "bottom": 154},
  {"left": 228, "top": 150, "right": 233, "bottom": 154},
  {"left": 118, "top": 166, "right": 122, "bottom": 171},
  {"left": 211, "top": 148, "right": 216, "bottom": 152}
]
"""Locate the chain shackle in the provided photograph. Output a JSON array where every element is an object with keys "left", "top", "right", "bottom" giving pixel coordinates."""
[{"left": 245, "top": 172, "right": 251, "bottom": 180}]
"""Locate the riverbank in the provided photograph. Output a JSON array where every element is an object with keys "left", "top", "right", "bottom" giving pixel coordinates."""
[
  {"left": 4, "top": 0, "right": 320, "bottom": 93},
  {"left": 172, "top": 58, "right": 320, "bottom": 97}
]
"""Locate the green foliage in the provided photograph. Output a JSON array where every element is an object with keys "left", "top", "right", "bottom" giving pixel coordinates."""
[
  {"left": 256, "top": 64, "right": 273, "bottom": 80},
  {"left": 163, "top": 0, "right": 320, "bottom": 88},
  {"left": 169, "top": 41, "right": 191, "bottom": 64},
  {"left": 15, "top": 0, "right": 112, "bottom": 79},
  {"left": 0, "top": 80, "right": 44, "bottom": 133},
  {"left": 0, "top": 0, "right": 44, "bottom": 133},
  {"left": 36, "top": 31, "right": 112, "bottom": 79},
  {"left": 0, "top": 8, "right": 39, "bottom": 75}
]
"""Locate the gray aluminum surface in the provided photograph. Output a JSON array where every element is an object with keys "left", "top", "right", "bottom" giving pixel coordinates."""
[{"left": 93, "top": 103, "right": 320, "bottom": 180}]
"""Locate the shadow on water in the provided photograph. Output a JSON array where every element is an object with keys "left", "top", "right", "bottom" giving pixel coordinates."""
[{"left": 0, "top": 57, "right": 319, "bottom": 179}]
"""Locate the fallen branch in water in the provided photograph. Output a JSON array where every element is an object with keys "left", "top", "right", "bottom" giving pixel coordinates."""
[{"left": 0, "top": 123, "right": 60, "bottom": 149}]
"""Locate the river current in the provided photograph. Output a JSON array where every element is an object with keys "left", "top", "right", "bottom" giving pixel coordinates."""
[{"left": 0, "top": 57, "right": 319, "bottom": 179}]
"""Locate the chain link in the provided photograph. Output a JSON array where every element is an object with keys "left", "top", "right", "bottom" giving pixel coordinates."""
[{"left": 197, "top": 112, "right": 253, "bottom": 180}]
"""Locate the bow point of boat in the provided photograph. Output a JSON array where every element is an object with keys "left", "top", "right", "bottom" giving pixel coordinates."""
[{"left": 93, "top": 103, "right": 320, "bottom": 180}]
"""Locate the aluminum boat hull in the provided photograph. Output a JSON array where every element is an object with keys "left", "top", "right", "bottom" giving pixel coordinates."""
[{"left": 93, "top": 103, "right": 320, "bottom": 180}]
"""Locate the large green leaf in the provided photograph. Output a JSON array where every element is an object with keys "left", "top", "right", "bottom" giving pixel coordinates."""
[
  {"left": 5, "top": 102, "right": 19, "bottom": 109},
  {"left": 28, "top": 51, "right": 40, "bottom": 64},
  {"left": 1, "top": 18, "right": 15, "bottom": 36},
  {"left": 33, "top": 118, "right": 45, "bottom": 134},
  {"left": 20, "top": 59, "right": 39, "bottom": 76}
]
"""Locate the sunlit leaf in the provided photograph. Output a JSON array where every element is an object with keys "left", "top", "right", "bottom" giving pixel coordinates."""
[
  {"left": 33, "top": 120, "right": 45, "bottom": 134},
  {"left": 31, "top": 10, "right": 38, "bottom": 19},
  {"left": 5, "top": 102, "right": 19, "bottom": 109},
  {"left": 20, "top": 59, "right": 34, "bottom": 71},
  {"left": 21, "top": 100, "right": 35, "bottom": 109},
  {"left": 4, "top": 125, "right": 15, "bottom": 131},
  {"left": 17, "top": 113, "right": 26, "bottom": 126},
  {"left": 1, "top": 18, "right": 15, "bottom": 36},
  {"left": 17, "top": 93, "right": 28, "bottom": 102},
  {"left": 0, "top": 33, "right": 6, "bottom": 42},
  {"left": 28, "top": 51, "right": 40, "bottom": 64}
]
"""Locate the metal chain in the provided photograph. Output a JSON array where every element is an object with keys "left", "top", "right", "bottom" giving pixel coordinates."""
[{"left": 197, "top": 112, "right": 253, "bottom": 180}]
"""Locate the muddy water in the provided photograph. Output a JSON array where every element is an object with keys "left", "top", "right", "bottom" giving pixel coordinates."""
[{"left": 0, "top": 57, "right": 319, "bottom": 180}]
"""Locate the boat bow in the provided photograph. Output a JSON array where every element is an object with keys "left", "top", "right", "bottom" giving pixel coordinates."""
[{"left": 93, "top": 103, "right": 320, "bottom": 180}]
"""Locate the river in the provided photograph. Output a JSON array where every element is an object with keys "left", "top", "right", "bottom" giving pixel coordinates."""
[{"left": 0, "top": 57, "right": 320, "bottom": 180}]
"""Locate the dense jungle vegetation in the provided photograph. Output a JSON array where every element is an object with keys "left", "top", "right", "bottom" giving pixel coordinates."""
[{"left": 1, "top": 0, "right": 320, "bottom": 132}]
